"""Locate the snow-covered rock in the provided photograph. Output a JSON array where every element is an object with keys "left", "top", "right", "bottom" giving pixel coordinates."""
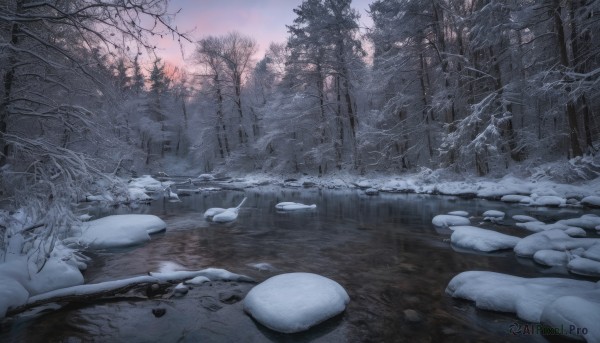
[
  {"left": 583, "top": 243, "right": 600, "bottom": 261},
  {"left": 557, "top": 214, "right": 600, "bottom": 230},
  {"left": 482, "top": 210, "right": 505, "bottom": 218},
  {"left": 530, "top": 195, "right": 566, "bottom": 207},
  {"left": 198, "top": 174, "right": 215, "bottom": 181},
  {"left": 565, "top": 227, "right": 587, "bottom": 237},
  {"left": 568, "top": 257, "right": 600, "bottom": 277},
  {"left": 581, "top": 195, "right": 600, "bottom": 208},
  {"left": 501, "top": 194, "right": 530, "bottom": 203},
  {"left": 515, "top": 221, "right": 572, "bottom": 233},
  {"left": 0, "top": 277, "right": 28, "bottom": 318},
  {"left": 212, "top": 198, "right": 247, "bottom": 223},
  {"left": 129, "top": 175, "right": 165, "bottom": 192},
  {"left": 185, "top": 276, "right": 211, "bottom": 285},
  {"left": 204, "top": 207, "right": 226, "bottom": 220},
  {"left": 431, "top": 214, "right": 470, "bottom": 227},
  {"left": 244, "top": 273, "right": 349, "bottom": 333},
  {"left": 68, "top": 214, "right": 166, "bottom": 249},
  {"left": 128, "top": 187, "right": 152, "bottom": 202},
  {"left": 512, "top": 214, "right": 538, "bottom": 222},
  {"left": 446, "top": 270, "right": 600, "bottom": 324},
  {"left": 450, "top": 226, "right": 520, "bottom": 252},
  {"left": 78, "top": 214, "right": 93, "bottom": 221},
  {"left": 448, "top": 211, "right": 469, "bottom": 217},
  {"left": 533, "top": 250, "right": 569, "bottom": 267},
  {"left": 365, "top": 188, "right": 379, "bottom": 195},
  {"left": 275, "top": 202, "right": 317, "bottom": 211},
  {"left": 514, "top": 229, "right": 599, "bottom": 257},
  {"left": 541, "top": 295, "right": 600, "bottom": 342}
]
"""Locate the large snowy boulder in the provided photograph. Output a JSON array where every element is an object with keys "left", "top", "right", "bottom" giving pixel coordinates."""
[
  {"left": 69, "top": 214, "right": 166, "bottom": 249},
  {"left": 446, "top": 271, "right": 600, "bottom": 323},
  {"left": 557, "top": 214, "right": 600, "bottom": 230},
  {"left": 514, "top": 229, "right": 599, "bottom": 258},
  {"left": 541, "top": 295, "right": 600, "bottom": 342},
  {"left": 431, "top": 214, "right": 470, "bottom": 227},
  {"left": 581, "top": 196, "right": 600, "bottom": 208},
  {"left": 129, "top": 175, "right": 165, "bottom": 192},
  {"left": 451, "top": 226, "right": 520, "bottom": 252},
  {"left": 244, "top": 273, "right": 350, "bottom": 333}
]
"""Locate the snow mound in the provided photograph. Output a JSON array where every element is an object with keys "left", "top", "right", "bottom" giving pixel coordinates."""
[
  {"left": 482, "top": 210, "right": 505, "bottom": 218},
  {"left": 501, "top": 194, "right": 530, "bottom": 203},
  {"left": 541, "top": 295, "right": 600, "bottom": 342},
  {"left": 450, "top": 226, "right": 520, "bottom": 252},
  {"left": 431, "top": 214, "right": 470, "bottom": 227},
  {"left": 514, "top": 229, "right": 599, "bottom": 257},
  {"left": 275, "top": 202, "right": 317, "bottom": 211},
  {"left": 515, "top": 221, "right": 573, "bottom": 233},
  {"left": 557, "top": 214, "right": 600, "bottom": 230},
  {"left": 69, "top": 214, "right": 166, "bottom": 249},
  {"left": 533, "top": 250, "right": 569, "bottom": 266},
  {"left": 0, "top": 278, "right": 29, "bottom": 318},
  {"left": 448, "top": 211, "right": 469, "bottom": 217},
  {"left": 198, "top": 174, "right": 215, "bottom": 181},
  {"left": 185, "top": 276, "right": 211, "bottom": 285},
  {"left": 581, "top": 196, "right": 600, "bottom": 208},
  {"left": 204, "top": 207, "right": 226, "bottom": 219},
  {"left": 244, "top": 272, "right": 349, "bottom": 333},
  {"left": 365, "top": 188, "right": 379, "bottom": 195},
  {"left": 568, "top": 257, "right": 600, "bottom": 277},
  {"left": 129, "top": 175, "right": 165, "bottom": 192},
  {"left": 446, "top": 271, "right": 600, "bottom": 324},
  {"left": 565, "top": 227, "right": 587, "bottom": 237},
  {"left": 128, "top": 187, "right": 152, "bottom": 202},
  {"left": 512, "top": 215, "right": 538, "bottom": 222},
  {"left": 530, "top": 195, "right": 566, "bottom": 207}
]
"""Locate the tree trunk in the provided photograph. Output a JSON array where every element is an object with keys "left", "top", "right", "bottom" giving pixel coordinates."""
[
  {"left": 554, "top": 0, "right": 583, "bottom": 157},
  {"left": 0, "top": 1, "right": 22, "bottom": 166}
]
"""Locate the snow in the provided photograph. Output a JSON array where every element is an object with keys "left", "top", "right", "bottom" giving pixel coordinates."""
[
  {"left": 243, "top": 273, "right": 350, "bottom": 333},
  {"left": 207, "top": 198, "right": 247, "bottom": 223},
  {"left": 0, "top": 243, "right": 85, "bottom": 317},
  {"left": 450, "top": 226, "right": 520, "bottom": 252},
  {"left": 431, "top": 214, "right": 470, "bottom": 227},
  {"left": 128, "top": 187, "right": 152, "bottom": 202},
  {"left": 533, "top": 250, "right": 569, "bottom": 266},
  {"left": 198, "top": 174, "right": 215, "bottom": 181},
  {"left": 128, "top": 175, "right": 166, "bottom": 192},
  {"left": 568, "top": 257, "right": 600, "bottom": 277},
  {"left": 184, "top": 276, "right": 211, "bottom": 285},
  {"left": 212, "top": 208, "right": 240, "bottom": 223},
  {"left": 516, "top": 221, "right": 573, "bottom": 233},
  {"left": 482, "top": 210, "right": 504, "bottom": 218},
  {"left": 541, "top": 295, "right": 600, "bottom": 342},
  {"left": 513, "top": 229, "right": 599, "bottom": 257},
  {"left": 581, "top": 196, "right": 600, "bottom": 208},
  {"left": 248, "top": 262, "right": 275, "bottom": 271},
  {"left": 275, "top": 202, "right": 317, "bottom": 211},
  {"left": 204, "top": 207, "right": 226, "bottom": 219},
  {"left": 365, "top": 188, "right": 379, "bottom": 195},
  {"left": 512, "top": 214, "right": 538, "bottom": 222},
  {"left": 557, "top": 214, "right": 600, "bottom": 230},
  {"left": 583, "top": 243, "right": 600, "bottom": 261},
  {"left": 29, "top": 268, "right": 253, "bottom": 305},
  {"left": 446, "top": 271, "right": 600, "bottom": 325},
  {"left": 565, "top": 227, "right": 587, "bottom": 237},
  {"left": 0, "top": 278, "right": 29, "bottom": 318},
  {"left": 78, "top": 214, "right": 93, "bottom": 221},
  {"left": 448, "top": 211, "right": 469, "bottom": 217},
  {"left": 530, "top": 195, "right": 566, "bottom": 207},
  {"left": 66, "top": 214, "right": 166, "bottom": 249}
]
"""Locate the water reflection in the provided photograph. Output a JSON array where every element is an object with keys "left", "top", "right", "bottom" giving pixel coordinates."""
[{"left": 3, "top": 187, "right": 597, "bottom": 342}]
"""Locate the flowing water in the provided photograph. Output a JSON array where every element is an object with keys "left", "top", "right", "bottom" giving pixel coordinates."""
[{"left": 2, "top": 186, "right": 596, "bottom": 342}]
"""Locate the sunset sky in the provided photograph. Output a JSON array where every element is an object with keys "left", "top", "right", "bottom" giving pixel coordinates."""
[{"left": 154, "top": 0, "right": 373, "bottom": 67}]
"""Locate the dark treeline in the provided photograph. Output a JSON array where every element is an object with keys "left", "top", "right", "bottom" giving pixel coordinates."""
[{"left": 1, "top": 0, "right": 600, "bottom": 255}]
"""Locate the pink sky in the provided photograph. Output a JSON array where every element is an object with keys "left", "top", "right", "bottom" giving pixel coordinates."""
[{"left": 153, "top": 0, "right": 373, "bottom": 68}]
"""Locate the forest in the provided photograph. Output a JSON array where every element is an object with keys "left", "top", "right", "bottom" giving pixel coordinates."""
[{"left": 1, "top": 0, "right": 599, "bottom": 267}]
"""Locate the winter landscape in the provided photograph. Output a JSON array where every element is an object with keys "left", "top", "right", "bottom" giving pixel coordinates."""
[{"left": 1, "top": 0, "right": 599, "bottom": 342}]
